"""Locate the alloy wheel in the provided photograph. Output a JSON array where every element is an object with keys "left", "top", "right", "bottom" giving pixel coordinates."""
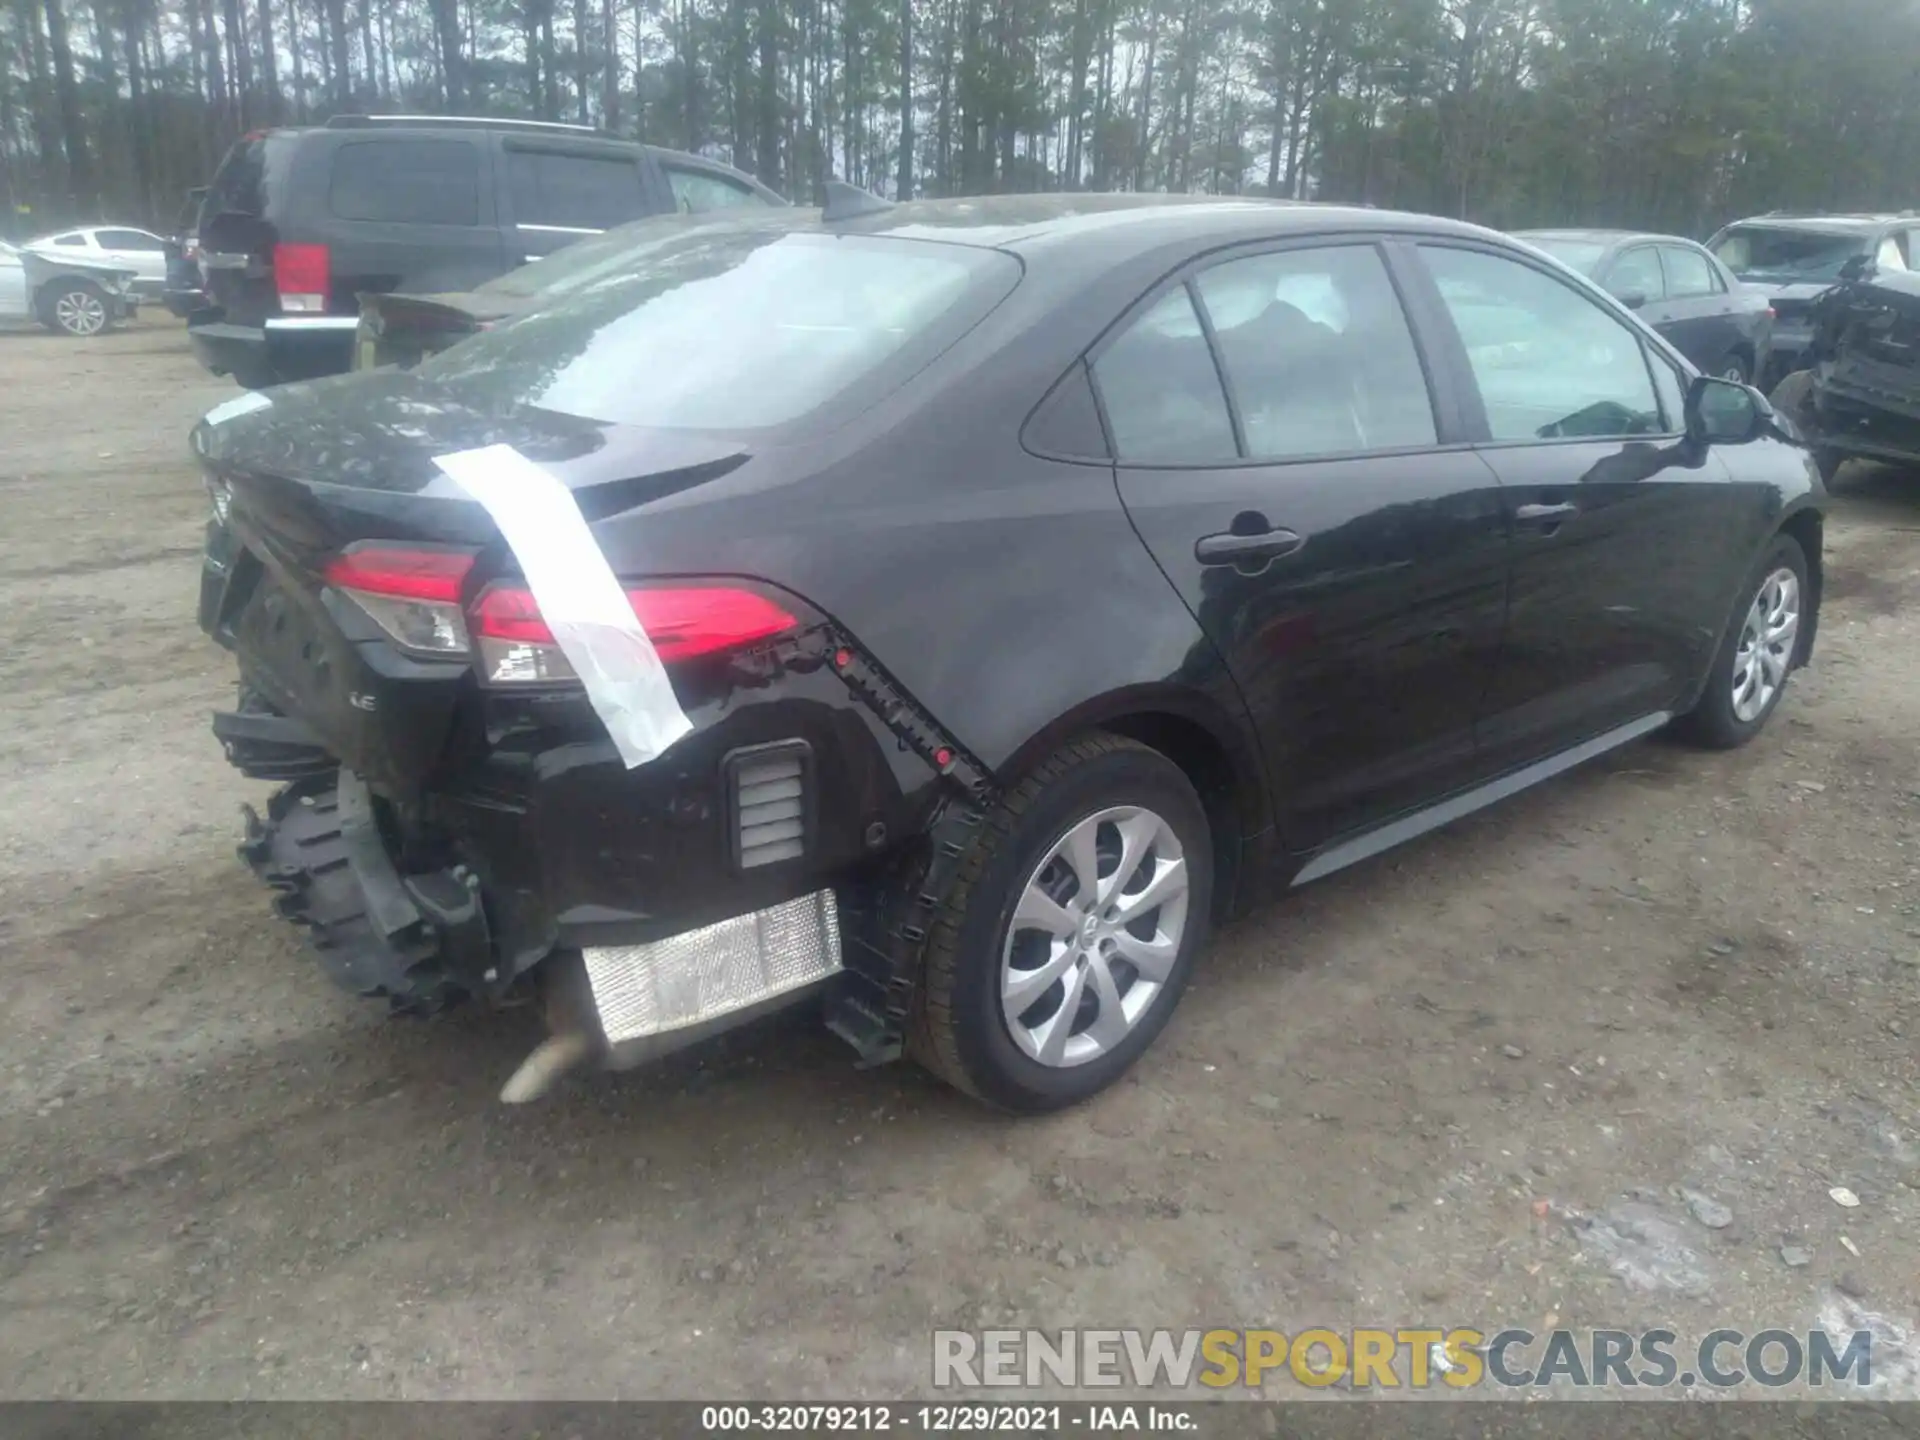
[
  {"left": 999, "top": 805, "right": 1189, "bottom": 1068},
  {"left": 1731, "top": 566, "right": 1800, "bottom": 723},
  {"left": 55, "top": 289, "right": 107, "bottom": 337}
]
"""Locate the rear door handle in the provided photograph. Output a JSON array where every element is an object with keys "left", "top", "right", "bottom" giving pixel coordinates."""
[
  {"left": 1515, "top": 502, "right": 1579, "bottom": 524},
  {"left": 1194, "top": 528, "right": 1304, "bottom": 566}
]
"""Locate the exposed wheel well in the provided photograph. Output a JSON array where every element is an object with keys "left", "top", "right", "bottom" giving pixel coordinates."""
[
  {"left": 1096, "top": 711, "right": 1251, "bottom": 922},
  {"left": 1778, "top": 508, "right": 1824, "bottom": 666}
]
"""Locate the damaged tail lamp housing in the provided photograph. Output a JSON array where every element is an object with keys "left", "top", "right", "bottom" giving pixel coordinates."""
[{"left": 322, "top": 542, "right": 800, "bottom": 681}]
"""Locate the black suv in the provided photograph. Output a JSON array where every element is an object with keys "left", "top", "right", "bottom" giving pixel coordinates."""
[
  {"left": 1707, "top": 212, "right": 1919, "bottom": 388},
  {"left": 188, "top": 114, "right": 784, "bottom": 389}
]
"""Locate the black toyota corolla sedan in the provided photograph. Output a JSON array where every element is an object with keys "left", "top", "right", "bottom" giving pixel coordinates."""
[{"left": 194, "top": 191, "right": 1824, "bottom": 1114}]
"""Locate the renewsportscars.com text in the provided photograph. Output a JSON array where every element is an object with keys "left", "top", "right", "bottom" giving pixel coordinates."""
[{"left": 933, "top": 1327, "right": 1875, "bottom": 1390}]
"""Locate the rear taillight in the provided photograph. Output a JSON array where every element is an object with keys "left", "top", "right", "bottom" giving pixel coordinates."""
[
  {"left": 323, "top": 544, "right": 800, "bottom": 680},
  {"left": 274, "top": 241, "right": 330, "bottom": 312},
  {"left": 323, "top": 543, "right": 475, "bottom": 656},
  {"left": 469, "top": 582, "right": 799, "bottom": 685}
]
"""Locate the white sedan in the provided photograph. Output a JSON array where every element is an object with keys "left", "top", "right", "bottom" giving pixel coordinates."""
[
  {"left": 1, "top": 238, "right": 141, "bottom": 336},
  {"left": 26, "top": 225, "right": 169, "bottom": 298}
]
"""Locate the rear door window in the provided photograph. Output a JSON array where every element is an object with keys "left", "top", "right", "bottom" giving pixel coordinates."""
[
  {"left": 507, "top": 149, "right": 650, "bottom": 232},
  {"left": 1092, "top": 287, "right": 1238, "bottom": 464},
  {"left": 662, "top": 165, "right": 770, "bottom": 214},
  {"left": 1603, "top": 246, "right": 1664, "bottom": 303},
  {"left": 1661, "top": 245, "right": 1719, "bottom": 298},
  {"left": 1193, "top": 244, "right": 1436, "bottom": 460},
  {"left": 329, "top": 140, "right": 480, "bottom": 226}
]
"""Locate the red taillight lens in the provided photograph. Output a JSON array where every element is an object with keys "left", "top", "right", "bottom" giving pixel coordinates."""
[
  {"left": 323, "top": 545, "right": 473, "bottom": 603},
  {"left": 469, "top": 582, "right": 799, "bottom": 683},
  {"left": 323, "top": 544, "right": 476, "bottom": 655},
  {"left": 274, "top": 241, "right": 330, "bottom": 311}
]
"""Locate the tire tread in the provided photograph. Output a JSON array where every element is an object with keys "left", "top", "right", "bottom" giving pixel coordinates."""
[{"left": 909, "top": 731, "right": 1152, "bottom": 1102}]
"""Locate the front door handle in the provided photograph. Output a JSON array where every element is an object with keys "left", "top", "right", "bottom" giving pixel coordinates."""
[
  {"left": 1515, "top": 501, "right": 1579, "bottom": 524},
  {"left": 1195, "top": 527, "right": 1304, "bottom": 567}
]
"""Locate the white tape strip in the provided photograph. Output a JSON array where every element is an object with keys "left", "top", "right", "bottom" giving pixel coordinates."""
[
  {"left": 433, "top": 444, "right": 693, "bottom": 769},
  {"left": 202, "top": 391, "right": 272, "bottom": 426}
]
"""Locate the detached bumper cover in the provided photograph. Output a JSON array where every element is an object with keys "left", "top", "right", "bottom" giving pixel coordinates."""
[{"left": 239, "top": 771, "right": 491, "bottom": 1012}]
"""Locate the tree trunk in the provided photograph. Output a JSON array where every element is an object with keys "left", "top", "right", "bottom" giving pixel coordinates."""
[
  {"left": 41, "top": 0, "right": 92, "bottom": 212},
  {"left": 1135, "top": 2, "right": 1157, "bottom": 190},
  {"left": 358, "top": 0, "right": 377, "bottom": 103},
  {"left": 15, "top": 0, "right": 63, "bottom": 204},
  {"left": 896, "top": 0, "right": 913, "bottom": 198},
  {"left": 258, "top": 0, "right": 281, "bottom": 120},
  {"left": 321, "top": 0, "right": 348, "bottom": 105},
  {"left": 755, "top": 0, "right": 778, "bottom": 189},
  {"left": 1063, "top": 0, "right": 1087, "bottom": 186},
  {"left": 427, "top": 0, "right": 464, "bottom": 108},
  {"left": 573, "top": 0, "right": 590, "bottom": 124},
  {"left": 601, "top": 0, "right": 618, "bottom": 130},
  {"left": 286, "top": 0, "right": 306, "bottom": 119},
  {"left": 524, "top": 9, "right": 542, "bottom": 115},
  {"left": 224, "top": 0, "right": 253, "bottom": 127},
  {"left": 122, "top": 0, "right": 155, "bottom": 217}
]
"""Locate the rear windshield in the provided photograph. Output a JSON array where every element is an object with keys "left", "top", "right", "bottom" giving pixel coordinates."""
[
  {"left": 418, "top": 227, "right": 1019, "bottom": 431},
  {"left": 1711, "top": 226, "right": 1872, "bottom": 282},
  {"left": 203, "top": 136, "right": 273, "bottom": 218},
  {"left": 1524, "top": 237, "right": 1608, "bottom": 276}
]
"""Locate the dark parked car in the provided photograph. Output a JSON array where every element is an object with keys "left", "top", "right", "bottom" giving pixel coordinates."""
[
  {"left": 1770, "top": 260, "right": 1920, "bottom": 482},
  {"left": 189, "top": 113, "right": 784, "bottom": 390},
  {"left": 1707, "top": 212, "right": 1919, "bottom": 387},
  {"left": 194, "top": 193, "right": 1825, "bottom": 1114},
  {"left": 1516, "top": 228, "right": 1774, "bottom": 383},
  {"left": 162, "top": 186, "right": 210, "bottom": 318}
]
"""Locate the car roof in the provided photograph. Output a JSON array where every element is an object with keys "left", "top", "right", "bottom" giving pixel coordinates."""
[
  {"left": 1720, "top": 214, "right": 1910, "bottom": 235},
  {"left": 1515, "top": 227, "right": 1700, "bottom": 248},
  {"left": 770, "top": 192, "right": 1507, "bottom": 263}
]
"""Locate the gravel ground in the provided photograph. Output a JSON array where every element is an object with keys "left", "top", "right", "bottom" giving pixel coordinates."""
[{"left": 3, "top": 321, "right": 1920, "bottom": 1405}]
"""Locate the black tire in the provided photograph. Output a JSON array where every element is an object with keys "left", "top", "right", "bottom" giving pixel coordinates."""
[
  {"left": 910, "top": 733, "right": 1214, "bottom": 1113},
  {"left": 37, "top": 279, "right": 113, "bottom": 337},
  {"left": 1712, "top": 350, "right": 1751, "bottom": 385},
  {"left": 1674, "top": 533, "right": 1810, "bottom": 750}
]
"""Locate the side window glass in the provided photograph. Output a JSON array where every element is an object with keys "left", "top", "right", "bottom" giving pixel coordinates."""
[
  {"left": 1421, "top": 245, "right": 1665, "bottom": 442},
  {"left": 97, "top": 229, "right": 157, "bottom": 249},
  {"left": 1875, "top": 235, "right": 1908, "bottom": 273},
  {"left": 1194, "top": 245, "right": 1435, "bottom": 460},
  {"left": 50, "top": 233, "right": 86, "bottom": 247},
  {"left": 663, "top": 167, "right": 768, "bottom": 214},
  {"left": 1603, "top": 247, "right": 1663, "bottom": 303},
  {"left": 508, "top": 152, "right": 648, "bottom": 232},
  {"left": 1092, "top": 286, "right": 1237, "bottom": 464},
  {"left": 1661, "top": 246, "right": 1716, "bottom": 298},
  {"left": 329, "top": 140, "right": 479, "bottom": 226}
]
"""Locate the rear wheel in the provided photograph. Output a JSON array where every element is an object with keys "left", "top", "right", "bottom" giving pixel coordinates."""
[
  {"left": 1674, "top": 533, "right": 1809, "bottom": 750},
  {"left": 40, "top": 280, "right": 111, "bottom": 337},
  {"left": 1713, "top": 351, "right": 1751, "bottom": 385},
  {"left": 1768, "top": 369, "right": 1844, "bottom": 484},
  {"left": 910, "top": 733, "right": 1214, "bottom": 1113}
]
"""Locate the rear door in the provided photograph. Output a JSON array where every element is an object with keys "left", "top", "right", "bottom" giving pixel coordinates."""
[
  {"left": 1101, "top": 236, "right": 1511, "bottom": 852},
  {"left": 320, "top": 135, "right": 505, "bottom": 303},
  {"left": 495, "top": 139, "right": 656, "bottom": 264},
  {"left": 1411, "top": 240, "right": 1746, "bottom": 765},
  {"left": 1657, "top": 242, "right": 1741, "bottom": 373}
]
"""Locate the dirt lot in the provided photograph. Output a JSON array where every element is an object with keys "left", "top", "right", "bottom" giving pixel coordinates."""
[{"left": 3, "top": 321, "right": 1920, "bottom": 1403}]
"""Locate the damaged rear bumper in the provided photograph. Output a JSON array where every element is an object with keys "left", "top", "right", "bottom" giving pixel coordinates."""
[{"left": 239, "top": 771, "right": 492, "bottom": 1012}]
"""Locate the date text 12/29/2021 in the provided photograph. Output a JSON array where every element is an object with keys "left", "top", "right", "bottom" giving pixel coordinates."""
[{"left": 700, "top": 1405, "right": 1198, "bottom": 1432}]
